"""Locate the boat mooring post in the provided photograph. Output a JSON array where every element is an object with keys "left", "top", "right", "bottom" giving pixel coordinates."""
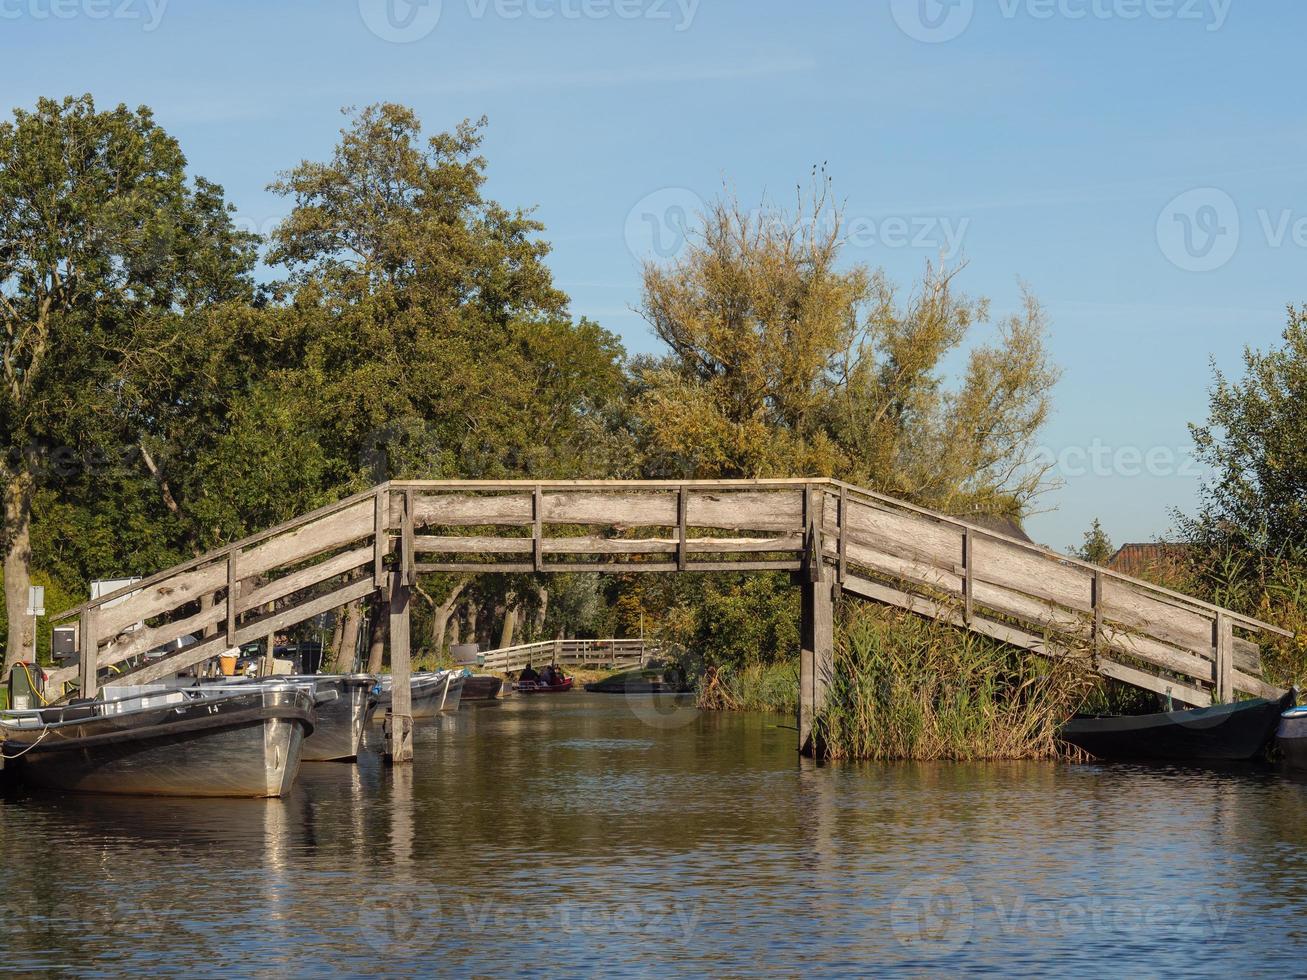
[{"left": 386, "top": 570, "right": 414, "bottom": 764}]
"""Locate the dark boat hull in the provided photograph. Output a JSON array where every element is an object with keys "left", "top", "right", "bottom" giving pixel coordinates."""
[
  {"left": 462, "top": 676, "right": 504, "bottom": 701},
  {"left": 296, "top": 675, "right": 374, "bottom": 762},
  {"left": 585, "top": 668, "right": 692, "bottom": 694},
  {"left": 1, "top": 689, "right": 314, "bottom": 798},
  {"left": 1278, "top": 712, "right": 1307, "bottom": 770},
  {"left": 1061, "top": 694, "right": 1293, "bottom": 762}
]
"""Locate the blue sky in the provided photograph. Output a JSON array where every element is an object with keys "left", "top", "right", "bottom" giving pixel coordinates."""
[{"left": 3, "top": 0, "right": 1302, "bottom": 552}]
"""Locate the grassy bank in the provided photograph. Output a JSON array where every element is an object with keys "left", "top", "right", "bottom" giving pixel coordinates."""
[{"left": 814, "top": 605, "right": 1095, "bottom": 761}]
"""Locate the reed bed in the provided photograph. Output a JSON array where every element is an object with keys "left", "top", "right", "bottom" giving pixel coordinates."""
[
  {"left": 814, "top": 604, "right": 1096, "bottom": 761},
  {"left": 697, "top": 662, "right": 798, "bottom": 715}
]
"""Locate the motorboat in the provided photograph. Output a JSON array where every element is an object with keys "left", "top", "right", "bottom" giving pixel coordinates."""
[
  {"left": 367, "top": 670, "right": 464, "bottom": 723},
  {"left": 1277, "top": 705, "right": 1307, "bottom": 769},
  {"left": 0, "top": 684, "right": 315, "bottom": 798}
]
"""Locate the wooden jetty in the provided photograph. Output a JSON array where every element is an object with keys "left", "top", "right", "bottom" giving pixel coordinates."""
[{"left": 46, "top": 480, "right": 1292, "bottom": 759}]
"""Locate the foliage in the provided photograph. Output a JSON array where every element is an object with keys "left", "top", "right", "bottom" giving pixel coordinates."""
[
  {"left": 1171, "top": 308, "right": 1307, "bottom": 688},
  {"left": 697, "top": 661, "right": 798, "bottom": 715},
  {"left": 814, "top": 604, "right": 1096, "bottom": 761},
  {"left": 1075, "top": 518, "right": 1114, "bottom": 565},
  {"left": 633, "top": 182, "right": 1058, "bottom": 514},
  {"left": 0, "top": 94, "right": 255, "bottom": 667}
]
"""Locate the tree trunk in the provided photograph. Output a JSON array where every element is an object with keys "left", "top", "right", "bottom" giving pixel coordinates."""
[
  {"left": 4, "top": 471, "right": 34, "bottom": 672},
  {"left": 332, "top": 600, "right": 364, "bottom": 673},
  {"left": 498, "top": 595, "right": 516, "bottom": 650},
  {"left": 449, "top": 607, "right": 462, "bottom": 648},
  {"left": 467, "top": 602, "right": 479, "bottom": 648},
  {"left": 534, "top": 587, "right": 549, "bottom": 639},
  {"left": 366, "top": 598, "right": 388, "bottom": 673},
  {"left": 430, "top": 579, "right": 469, "bottom": 656}
]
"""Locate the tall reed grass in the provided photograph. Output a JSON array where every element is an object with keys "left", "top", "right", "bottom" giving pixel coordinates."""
[
  {"left": 814, "top": 604, "right": 1096, "bottom": 761},
  {"left": 697, "top": 662, "right": 798, "bottom": 715}
]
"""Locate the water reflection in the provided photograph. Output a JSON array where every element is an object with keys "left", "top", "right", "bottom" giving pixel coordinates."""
[{"left": 3, "top": 695, "right": 1307, "bottom": 975}]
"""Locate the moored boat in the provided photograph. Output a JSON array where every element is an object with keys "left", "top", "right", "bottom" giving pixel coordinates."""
[
  {"left": 584, "top": 666, "right": 691, "bottom": 694},
  {"left": 461, "top": 675, "right": 505, "bottom": 701},
  {"left": 283, "top": 674, "right": 375, "bottom": 761},
  {"left": 1278, "top": 705, "right": 1307, "bottom": 769},
  {"left": 367, "top": 670, "right": 463, "bottom": 723},
  {"left": 0, "top": 685, "right": 315, "bottom": 798},
  {"left": 1061, "top": 692, "right": 1294, "bottom": 762}
]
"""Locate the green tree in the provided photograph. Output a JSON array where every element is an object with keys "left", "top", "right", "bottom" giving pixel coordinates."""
[
  {"left": 1075, "top": 518, "right": 1114, "bottom": 565},
  {"left": 1181, "top": 306, "right": 1307, "bottom": 552},
  {"left": 0, "top": 95, "right": 255, "bottom": 670}
]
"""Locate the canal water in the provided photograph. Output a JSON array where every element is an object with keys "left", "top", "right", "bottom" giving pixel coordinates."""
[{"left": 3, "top": 693, "right": 1306, "bottom": 976}]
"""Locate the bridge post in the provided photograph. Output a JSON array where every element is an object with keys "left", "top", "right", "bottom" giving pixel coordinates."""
[
  {"left": 799, "top": 571, "right": 835, "bottom": 757},
  {"left": 386, "top": 571, "right": 414, "bottom": 764}
]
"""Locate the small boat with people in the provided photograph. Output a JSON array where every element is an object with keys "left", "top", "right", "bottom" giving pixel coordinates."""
[
  {"left": 512, "top": 663, "right": 573, "bottom": 694},
  {"left": 0, "top": 682, "right": 315, "bottom": 798},
  {"left": 1278, "top": 705, "right": 1307, "bottom": 769},
  {"left": 1060, "top": 692, "right": 1294, "bottom": 762}
]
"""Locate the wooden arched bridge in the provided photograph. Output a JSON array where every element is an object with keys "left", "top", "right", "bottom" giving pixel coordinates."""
[{"left": 48, "top": 479, "right": 1290, "bottom": 760}]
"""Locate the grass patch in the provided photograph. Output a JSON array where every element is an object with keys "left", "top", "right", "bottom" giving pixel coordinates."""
[{"left": 814, "top": 605, "right": 1096, "bottom": 761}]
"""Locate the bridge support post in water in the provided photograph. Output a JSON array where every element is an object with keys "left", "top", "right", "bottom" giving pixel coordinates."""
[
  {"left": 386, "top": 571, "right": 414, "bottom": 764},
  {"left": 799, "top": 572, "right": 835, "bottom": 757}
]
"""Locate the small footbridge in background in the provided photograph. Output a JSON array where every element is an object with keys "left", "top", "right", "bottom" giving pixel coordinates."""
[{"left": 48, "top": 479, "right": 1292, "bottom": 760}]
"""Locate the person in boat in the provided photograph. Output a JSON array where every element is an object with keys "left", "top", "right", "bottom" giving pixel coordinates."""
[
  {"left": 539, "top": 664, "right": 556, "bottom": 686},
  {"left": 520, "top": 664, "right": 540, "bottom": 684}
]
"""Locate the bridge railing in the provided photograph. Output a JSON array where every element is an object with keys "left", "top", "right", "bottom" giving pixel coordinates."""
[{"left": 46, "top": 479, "right": 1290, "bottom": 705}]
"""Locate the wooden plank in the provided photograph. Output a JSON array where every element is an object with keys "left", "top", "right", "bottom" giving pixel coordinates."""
[
  {"left": 678, "top": 488, "right": 688, "bottom": 572},
  {"left": 1231, "top": 669, "right": 1288, "bottom": 701},
  {"left": 833, "top": 538, "right": 963, "bottom": 595},
  {"left": 95, "top": 561, "right": 227, "bottom": 638},
  {"left": 374, "top": 489, "right": 387, "bottom": 587},
  {"left": 971, "top": 534, "right": 1094, "bottom": 613},
  {"left": 1216, "top": 613, "right": 1234, "bottom": 703},
  {"left": 402, "top": 488, "right": 416, "bottom": 586},
  {"left": 544, "top": 537, "right": 677, "bottom": 555},
  {"left": 962, "top": 527, "right": 973, "bottom": 625},
  {"left": 841, "top": 498, "right": 963, "bottom": 571},
  {"left": 240, "top": 499, "right": 374, "bottom": 582},
  {"left": 412, "top": 492, "right": 534, "bottom": 527},
  {"left": 414, "top": 536, "right": 534, "bottom": 555},
  {"left": 687, "top": 489, "right": 805, "bottom": 532},
  {"left": 96, "top": 601, "right": 227, "bottom": 670},
  {"left": 533, "top": 486, "right": 544, "bottom": 573},
  {"left": 226, "top": 551, "right": 239, "bottom": 645},
  {"left": 544, "top": 490, "right": 678, "bottom": 527},
  {"left": 388, "top": 572, "right": 414, "bottom": 764},
  {"left": 100, "top": 633, "right": 230, "bottom": 688},
  {"left": 686, "top": 536, "right": 804, "bottom": 554},
  {"left": 415, "top": 562, "right": 537, "bottom": 574},
  {"left": 1095, "top": 658, "right": 1212, "bottom": 709},
  {"left": 800, "top": 571, "right": 834, "bottom": 756},
  {"left": 1100, "top": 577, "right": 1220, "bottom": 654},
  {"left": 79, "top": 609, "right": 97, "bottom": 698},
  {"left": 237, "top": 545, "right": 374, "bottom": 615},
  {"left": 837, "top": 485, "right": 848, "bottom": 584}
]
